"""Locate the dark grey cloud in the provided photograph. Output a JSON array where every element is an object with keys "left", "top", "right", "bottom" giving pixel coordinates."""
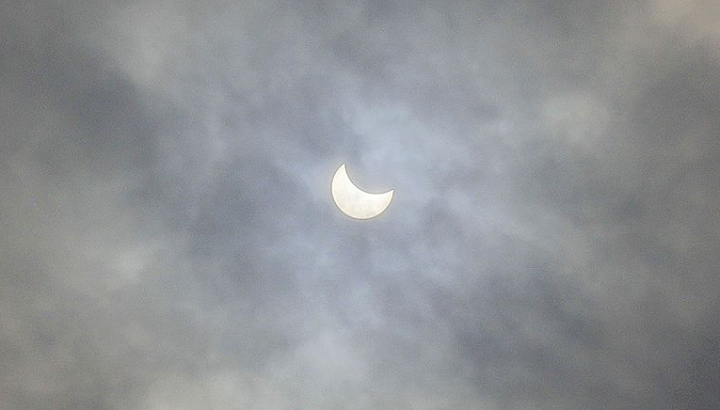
[{"left": 2, "top": 0, "right": 720, "bottom": 409}]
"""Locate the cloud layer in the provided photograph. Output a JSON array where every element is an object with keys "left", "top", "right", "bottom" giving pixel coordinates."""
[{"left": 2, "top": 0, "right": 719, "bottom": 409}]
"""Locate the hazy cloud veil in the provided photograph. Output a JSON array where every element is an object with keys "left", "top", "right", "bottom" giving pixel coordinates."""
[{"left": 1, "top": 0, "right": 720, "bottom": 409}]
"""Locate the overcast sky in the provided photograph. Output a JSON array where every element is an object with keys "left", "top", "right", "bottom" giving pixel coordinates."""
[{"left": 2, "top": 0, "right": 720, "bottom": 409}]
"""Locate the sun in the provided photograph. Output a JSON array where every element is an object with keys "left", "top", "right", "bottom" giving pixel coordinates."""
[{"left": 330, "top": 164, "right": 394, "bottom": 220}]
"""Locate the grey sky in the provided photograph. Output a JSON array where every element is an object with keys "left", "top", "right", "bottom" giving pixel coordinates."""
[{"left": 1, "top": 0, "right": 720, "bottom": 409}]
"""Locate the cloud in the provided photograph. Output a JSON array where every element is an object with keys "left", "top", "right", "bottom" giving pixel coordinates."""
[{"left": 1, "top": 0, "right": 719, "bottom": 409}]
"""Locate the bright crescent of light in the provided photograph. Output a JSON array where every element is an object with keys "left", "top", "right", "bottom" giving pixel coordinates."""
[{"left": 331, "top": 164, "right": 394, "bottom": 220}]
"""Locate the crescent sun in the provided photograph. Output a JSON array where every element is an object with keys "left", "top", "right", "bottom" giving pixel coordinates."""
[{"left": 331, "top": 163, "right": 394, "bottom": 220}]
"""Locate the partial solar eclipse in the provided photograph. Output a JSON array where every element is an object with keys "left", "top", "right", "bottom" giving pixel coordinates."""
[{"left": 331, "top": 163, "right": 394, "bottom": 220}]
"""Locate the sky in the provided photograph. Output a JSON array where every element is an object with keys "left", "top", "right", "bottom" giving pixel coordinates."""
[{"left": 1, "top": 0, "right": 720, "bottom": 409}]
